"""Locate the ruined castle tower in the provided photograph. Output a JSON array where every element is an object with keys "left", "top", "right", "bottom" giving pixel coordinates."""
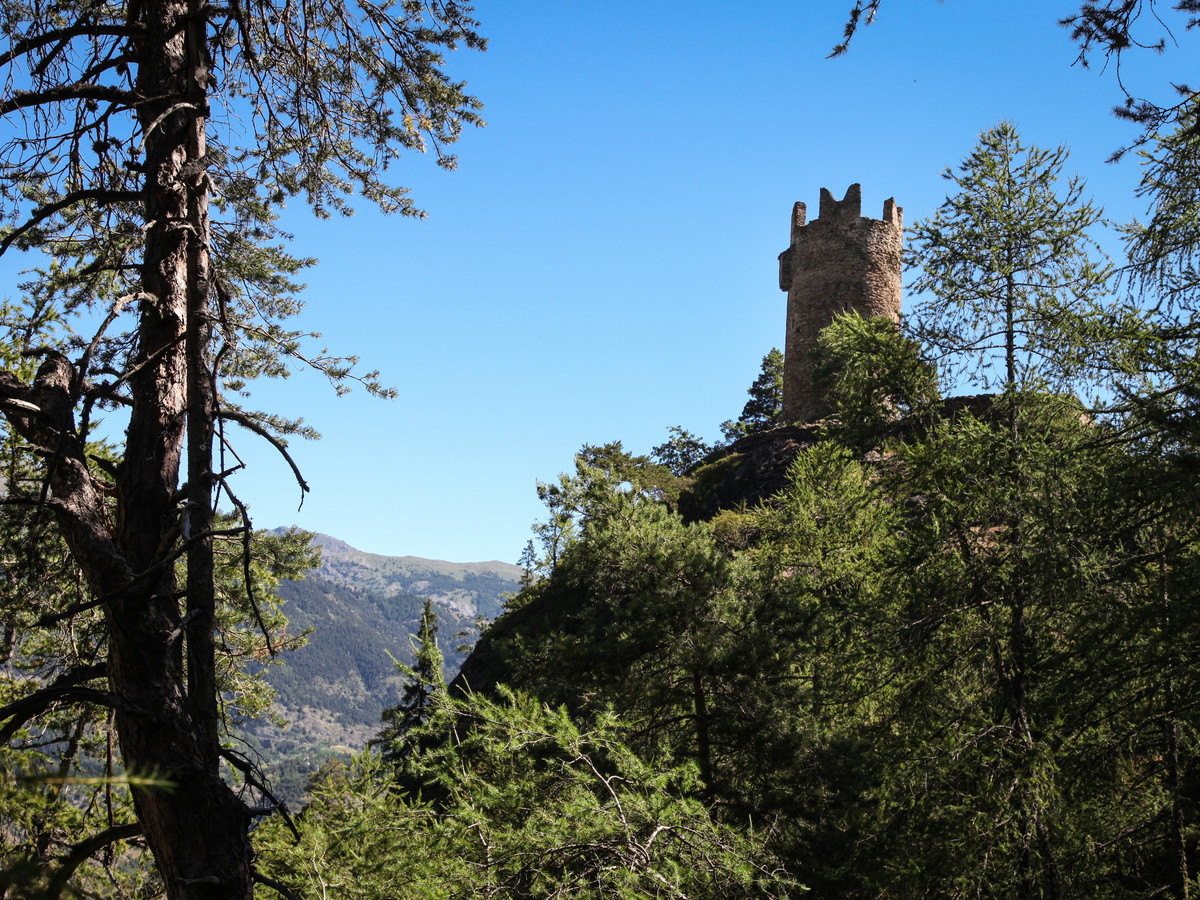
[{"left": 777, "top": 183, "right": 903, "bottom": 422}]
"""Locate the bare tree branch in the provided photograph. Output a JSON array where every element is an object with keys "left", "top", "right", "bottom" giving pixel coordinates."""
[
  {"left": 0, "top": 24, "right": 137, "bottom": 68},
  {"left": 252, "top": 870, "right": 303, "bottom": 900},
  {"left": 218, "top": 407, "right": 310, "bottom": 497},
  {"left": 220, "top": 748, "right": 299, "bottom": 840},
  {"left": 0, "top": 83, "right": 139, "bottom": 116},
  {"left": 46, "top": 823, "right": 143, "bottom": 899},
  {"left": 0, "top": 671, "right": 121, "bottom": 745}
]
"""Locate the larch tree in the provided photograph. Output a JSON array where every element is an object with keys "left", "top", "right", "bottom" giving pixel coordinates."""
[
  {"left": 1115, "top": 100, "right": 1200, "bottom": 461},
  {"left": 0, "top": 0, "right": 484, "bottom": 897},
  {"left": 905, "top": 121, "right": 1113, "bottom": 399}
]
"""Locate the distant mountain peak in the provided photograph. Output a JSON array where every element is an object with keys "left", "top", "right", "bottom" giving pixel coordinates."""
[
  {"left": 269, "top": 528, "right": 523, "bottom": 617},
  {"left": 271, "top": 528, "right": 523, "bottom": 576},
  {"left": 311, "top": 533, "right": 357, "bottom": 555}
]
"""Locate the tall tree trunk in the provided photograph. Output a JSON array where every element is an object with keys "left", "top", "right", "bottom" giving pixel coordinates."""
[
  {"left": 692, "top": 670, "right": 713, "bottom": 794},
  {"left": 104, "top": 0, "right": 251, "bottom": 895},
  {"left": 183, "top": 0, "right": 220, "bottom": 777}
]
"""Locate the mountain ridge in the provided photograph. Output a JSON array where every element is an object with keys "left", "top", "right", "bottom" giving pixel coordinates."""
[
  {"left": 250, "top": 531, "right": 525, "bottom": 802},
  {"left": 272, "top": 529, "right": 524, "bottom": 618},
  {"left": 310, "top": 532, "right": 520, "bottom": 573}
]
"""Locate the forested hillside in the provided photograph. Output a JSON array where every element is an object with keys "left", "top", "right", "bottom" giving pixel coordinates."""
[
  {"left": 254, "top": 114, "right": 1200, "bottom": 897},
  {"left": 242, "top": 539, "right": 522, "bottom": 803},
  {"left": 3, "top": 1, "right": 1200, "bottom": 898}
]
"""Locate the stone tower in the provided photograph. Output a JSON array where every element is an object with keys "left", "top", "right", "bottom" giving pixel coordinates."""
[{"left": 777, "top": 183, "right": 903, "bottom": 422}]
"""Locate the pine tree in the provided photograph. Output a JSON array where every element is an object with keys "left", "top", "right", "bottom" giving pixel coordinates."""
[
  {"left": 812, "top": 310, "right": 939, "bottom": 443},
  {"left": 651, "top": 425, "right": 712, "bottom": 476},
  {"left": 721, "top": 348, "right": 784, "bottom": 441},
  {"left": 374, "top": 598, "right": 445, "bottom": 769},
  {"left": 0, "top": 1, "right": 484, "bottom": 895}
]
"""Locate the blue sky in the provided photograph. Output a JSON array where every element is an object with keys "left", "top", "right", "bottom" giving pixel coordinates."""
[
  {"left": 11, "top": 1, "right": 1191, "bottom": 565},
  {"left": 228, "top": 1, "right": 1198, "bottom": 564}
]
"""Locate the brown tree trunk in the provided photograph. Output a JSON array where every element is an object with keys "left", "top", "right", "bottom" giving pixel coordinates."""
[
  {"left": 105, "top": 0, "right": 251, "bottom": 894},
  {"left": 691, "top": 670, "right": 713, "bottom": 794},
  {"left": 0, "top": 0, "right": 254, "bottom": 892}
]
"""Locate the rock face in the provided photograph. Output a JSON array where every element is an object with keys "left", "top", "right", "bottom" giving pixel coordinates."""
[
  {"left": 677, "top": 423, "right": 822, "bottom": 523},
  {"left": 677, "top": 395, "right": 1004, "bottom": 523},
  {"left": 777, "top": 184, "right": 903, "bottom": 422}
]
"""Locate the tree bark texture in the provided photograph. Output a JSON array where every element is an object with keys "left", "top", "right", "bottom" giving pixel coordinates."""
[
  {"left": 117, "top": 1, "right": 251, "bottom": 895},
  {"left": 0, "top": 0, "right": 253, "bottom": 895}
]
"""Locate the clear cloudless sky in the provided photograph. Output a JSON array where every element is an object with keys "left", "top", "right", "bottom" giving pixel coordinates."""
[
  {"left": 229, "top": 0, "right": 1198, "bottom": 564},
  {"left": 24, "top": 1, "right": 1199, "bottom": 564}
]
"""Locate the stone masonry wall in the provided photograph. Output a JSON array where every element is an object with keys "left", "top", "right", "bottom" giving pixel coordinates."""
[{"left": 777, "top": 183, "right": 903, "bottom": 422}]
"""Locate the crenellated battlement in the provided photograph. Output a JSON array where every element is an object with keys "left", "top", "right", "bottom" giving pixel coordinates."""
[
  {"left": 777, "top": 183, "right": 903, "bottom": 422},
  {"left": 882, "top": 196, "right": 902, "bottom": 228},
  {"left": 819, "top": 182, "right": 860, "bottom": 220}
]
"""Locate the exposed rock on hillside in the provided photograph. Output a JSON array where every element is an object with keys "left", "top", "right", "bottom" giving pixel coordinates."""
[
  {"left": 678, "top": 423, "right": 822, "bottom": 523},
  {"left": 274, "top": 531, "right": 524, "bottom": 618}
]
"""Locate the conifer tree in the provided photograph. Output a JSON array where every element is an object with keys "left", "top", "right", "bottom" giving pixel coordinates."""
[
  {"left": 651, "top": 425, "right": 713, "bottom": 476},
  {"left": 259, "top": 690, "right": 795, "bottom": 898},
  {"left": 721, "top": 348, "right": 784, "bottom": 441},
  {"left": 812, "top": 310, "right": 939, "bottom": 443},
  {"left": 1113, "top": 101, "right": 1200, "bottom": 458},
  {"left": 0, "top": 0, "right": 484, "bottom": 895},
  {"left": 906, "top": 121, "right": 1113, "bottom": 396},
  {"left": 373, "top": 598, "right": 445, "bottom": 769}
]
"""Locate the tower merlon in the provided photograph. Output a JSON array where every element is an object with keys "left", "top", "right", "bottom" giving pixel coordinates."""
[
  {"left": 883, "top": 196, "right": 903, "bottom": 228},
  {"left": 789, "top": 201, "right": 807, "bottom": 244},
  {"left": 818, "top": 183, "right": 862, "bottom": 221}
]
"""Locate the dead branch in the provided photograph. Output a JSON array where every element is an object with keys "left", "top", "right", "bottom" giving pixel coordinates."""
[
  {"left": 218, "top": 407, "right": 310, "bottom": 497},
  {"left": 46, "top": 823, "right": 143, "bottom": 899}
]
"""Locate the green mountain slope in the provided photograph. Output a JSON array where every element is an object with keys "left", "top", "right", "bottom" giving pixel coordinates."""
[
  {"left": 247, "top": 534, "right": 524, "bottom": 803},
  {"left": 308, "top": 532, "right": 523, "bottom": 619}
]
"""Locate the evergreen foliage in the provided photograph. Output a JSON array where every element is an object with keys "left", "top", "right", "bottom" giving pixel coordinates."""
[
  {"left": 9, "top": 3, "right": 1200, "bottom": 897},
  {"left": 1104, "top": 101, "right": 1200, "bottom": 461},
  {"left": 813, "top": 310, "right": 940, "bottom": 443},
  {"left": 651, "top": 425, "right": 713, "bottom": 476},
  {"left": 0, "top": 0, "right": 484, "bottom": 893},
  {"left": 372, "top": 598, "right": 445, "bottom": 769},
  {"left": 906, "top": 121, "right": 1113, "bottom": 394},
  {"left": 0, "top": 522, "right": 315, "bottom": 895},
  {"left": 721, "top": 348, "right": 785, "bottom": 441},
  {"left": 457, "top": 385, "right": 1200, "bottom": 897},
  {"left": 255, "top": 689, "right": 796, "bottom": 899},
  {"left": 433, "top": 119, "right": 1200, "bottom": 889}
]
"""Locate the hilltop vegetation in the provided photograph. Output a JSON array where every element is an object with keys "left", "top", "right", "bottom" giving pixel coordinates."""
[
  {"left": 3, "top": 2, "right": 1200, "bottom": 897},
  {"left": 252, "top": 116, "right": 1200, "bottom": 898}
]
